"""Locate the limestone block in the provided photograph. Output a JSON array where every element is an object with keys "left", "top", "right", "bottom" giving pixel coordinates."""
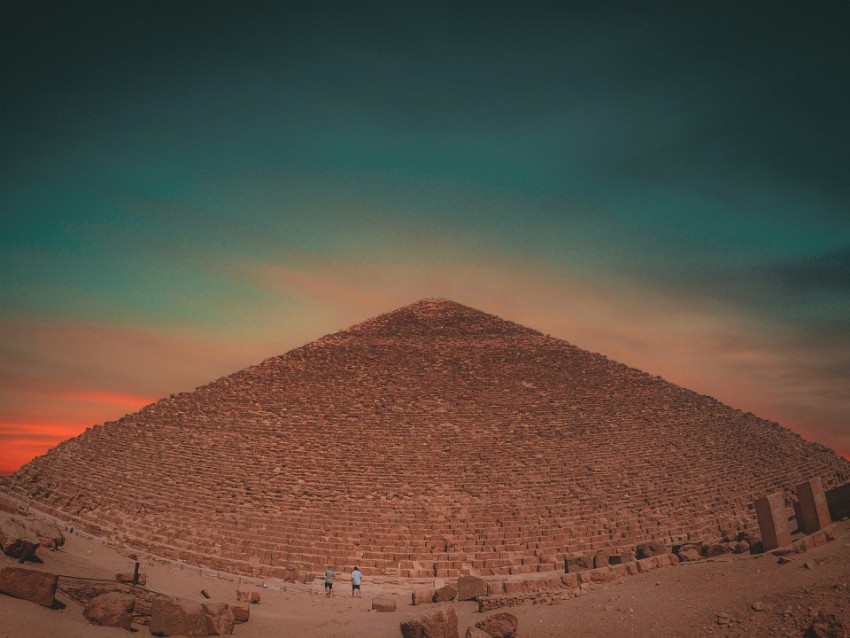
[
  {"left": 475, "top": 611, "right": 518, "bottom": 637},
  {"left": 433, "top": 584, "right": 457, "bottom": 603},
  {"left": 796, "top": 477, "right": 831, "bottom": 534},
  {"left": 0, "top": 567, "right": 57, "bottom": 608},
  {"left": 457, "top": 576, "right": 487, "bottom": 601},
  {"left": 0, "top": 516, "right": 40, "bottom": 560},
  {"left": 26, "top": 519, "right": 64, "bottom": 550},
  {"left": 202, "top": 601, "right": 235, "bottom": 635},
  {"left": 83, "top": 592, "right": 135, "bottom": 630},
  {"left": 412, "top": 588, "right": 435, "bottom": 605},
  {"left": 149, "top": 596, "right": 210, "bottom": 637},
  {"left": 400, "top": 605, "right": 459, "bottom": 638},
  {"left": 755, "top": 492, "right": 791, "bottom": 551}
]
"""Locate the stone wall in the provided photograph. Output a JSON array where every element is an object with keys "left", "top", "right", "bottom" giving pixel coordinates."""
[{"left": 3, "top": 299, "right": 849, "bottom": 581}]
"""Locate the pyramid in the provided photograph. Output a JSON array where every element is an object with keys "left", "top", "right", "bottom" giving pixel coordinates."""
[{"left": 3, "top": 299, "right": 849, "bottom": 580}]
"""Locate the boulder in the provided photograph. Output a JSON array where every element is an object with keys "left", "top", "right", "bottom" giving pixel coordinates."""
[
  {"left": 231, "top": 601, "right": 250, "bottom": 623},
  {"left": 0, "top": 566, "right": 57, "bottom": 607},
  {"left": 0, "top": 516, "right": 40, "bottom": 560},
  {"left": 372, "top": 596, "right": 397, "bottom": 612},
  {"left": 432, "top": 584, "right": 457, "bottom": 603},
  {"left": 475, "top": 612, "right": 519, "bottom": 638},
  {"left": 83, "top": 592, "right": 135, "bottom": 630},
  {"left": 202, "top": 601, "right": 235, "bottom": 635},
  {"left": 636, "top": 541, "right": 667, "bottom": 559},
  {"left": 149, "top": 596, "right": 210, "bottom": 637},
  {"left": 27, "top": 519, "right": 64, "bottom": 550},
  {"left": 457, "top": 576, "right": 487, "bottom": 601},
  {"left": 412, "top": 588, "right": 434, "bottom": 605},
  {"left": 677, "top": 545, "right": 702, "bottom": 562},
  {"left": 400, "top": 606, "right": 459, "bottom": 638}
]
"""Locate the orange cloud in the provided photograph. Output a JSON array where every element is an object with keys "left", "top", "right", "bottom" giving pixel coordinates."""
[{"left": 0, "top": 420, "right": 90, "bottom": 475}]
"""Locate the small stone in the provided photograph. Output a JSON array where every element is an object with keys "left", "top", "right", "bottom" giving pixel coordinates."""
[
  {"left": 777, "top": 556, "right": 793, "bottom": 565},
  {"left": 751, "top": 601, "right": 765, "bottom": 612},
  {"left": 803, "top": 561, "right": 813, "bottom": 570},
  {"left": 716, "top": 612, "right": 730, "bottom": 625}
]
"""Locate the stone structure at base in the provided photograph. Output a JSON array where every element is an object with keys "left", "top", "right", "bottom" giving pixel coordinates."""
[
  {"left": 755, "top": 492, "right": 792, "bottom": 551},
  {"left": 796, "top": 477, "right": 832, "bottom": 534}
]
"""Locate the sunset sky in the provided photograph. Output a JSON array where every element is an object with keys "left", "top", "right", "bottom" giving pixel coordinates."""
[{"left": 1, "top": 2, "right": 849, "bottom": 473}]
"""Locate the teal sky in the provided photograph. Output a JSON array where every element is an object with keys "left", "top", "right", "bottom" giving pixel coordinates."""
[{"left": 1, "top": 1, "right": 849, "bottom": 471}]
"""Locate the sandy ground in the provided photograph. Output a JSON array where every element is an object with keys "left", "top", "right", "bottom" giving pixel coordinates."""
[{"left": 1, "top": 519, "right": 849, "bottom": 638}]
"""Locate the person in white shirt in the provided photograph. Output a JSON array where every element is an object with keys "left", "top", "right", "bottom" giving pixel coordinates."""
[{"left": 351, "top": 565, "right": 362, "bottom": 598}]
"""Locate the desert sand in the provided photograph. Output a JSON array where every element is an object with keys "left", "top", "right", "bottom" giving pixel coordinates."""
[{"left": 2, "top": 517, "right": 849, "bottom": 638}]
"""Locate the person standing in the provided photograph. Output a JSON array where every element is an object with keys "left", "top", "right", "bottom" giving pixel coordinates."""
[
  {"left": 324, "top": 565, "right": 335, "bottom": 597},
  {"left": 351, "top": 565, "right": 362, "bottom": 598}
]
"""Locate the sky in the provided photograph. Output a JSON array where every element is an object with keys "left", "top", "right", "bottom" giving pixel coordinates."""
[{"left": 1, "top": 1, "right": 849, "bottom": 474}]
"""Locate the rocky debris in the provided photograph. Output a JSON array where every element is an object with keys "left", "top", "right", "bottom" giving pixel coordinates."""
[
  {"left": 83, "top": 592, "right": 135, "bottom": 630},
  {"left": 149, "top": 597, "right": 213, "bottom": 637},
  {"left": 0, "top": 566, "right": 57, "bottom": 607},
  {"left": 412, "top": 588, "right": 435, "bottom": 605},
  {"left": 636, "top": 541, "right": 667, "bottom": 559},
  {"left": 751, "top": 601, "right": 765, "bottom": 611},
  {"left": 715, "top": 612, "right": 730, "bottom": 625},
  {"left": 464, "top": 627, "right": 491, "bottom": 638},
  {"left": 235, "top": 590, "right": 260, "bottom": 603},
  {"left": 805, "top": 611, "right": 847, "bottom": 638},
  {"left": 372, "top": 597, "right": 398, "bottom": 612},
  {"left": 400, "top": 605, "right": 459, "bottom": 638},
  {"left": 202, "top": 601, "right": 235, "bottom": 635},
  {"left": 116, "top": 572, "right": 147, "bottom": 585},
  {"left": 474, "top": 612, "right": 519, "bottom": 637},
  {"left": 457, "top": 576, "right": 487, "bottom": 601},
  {"left": 778, "top": 556, "right": 794, "bottom": 565},
  {"left": 433, "top": 584, "right": 458, "bottom": 603},
  {"left": 230, "top": 601, "right": 250, "bottom": 623},
  {"left": 0, "top": 515, "right": 40, "bottom": 560}
]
